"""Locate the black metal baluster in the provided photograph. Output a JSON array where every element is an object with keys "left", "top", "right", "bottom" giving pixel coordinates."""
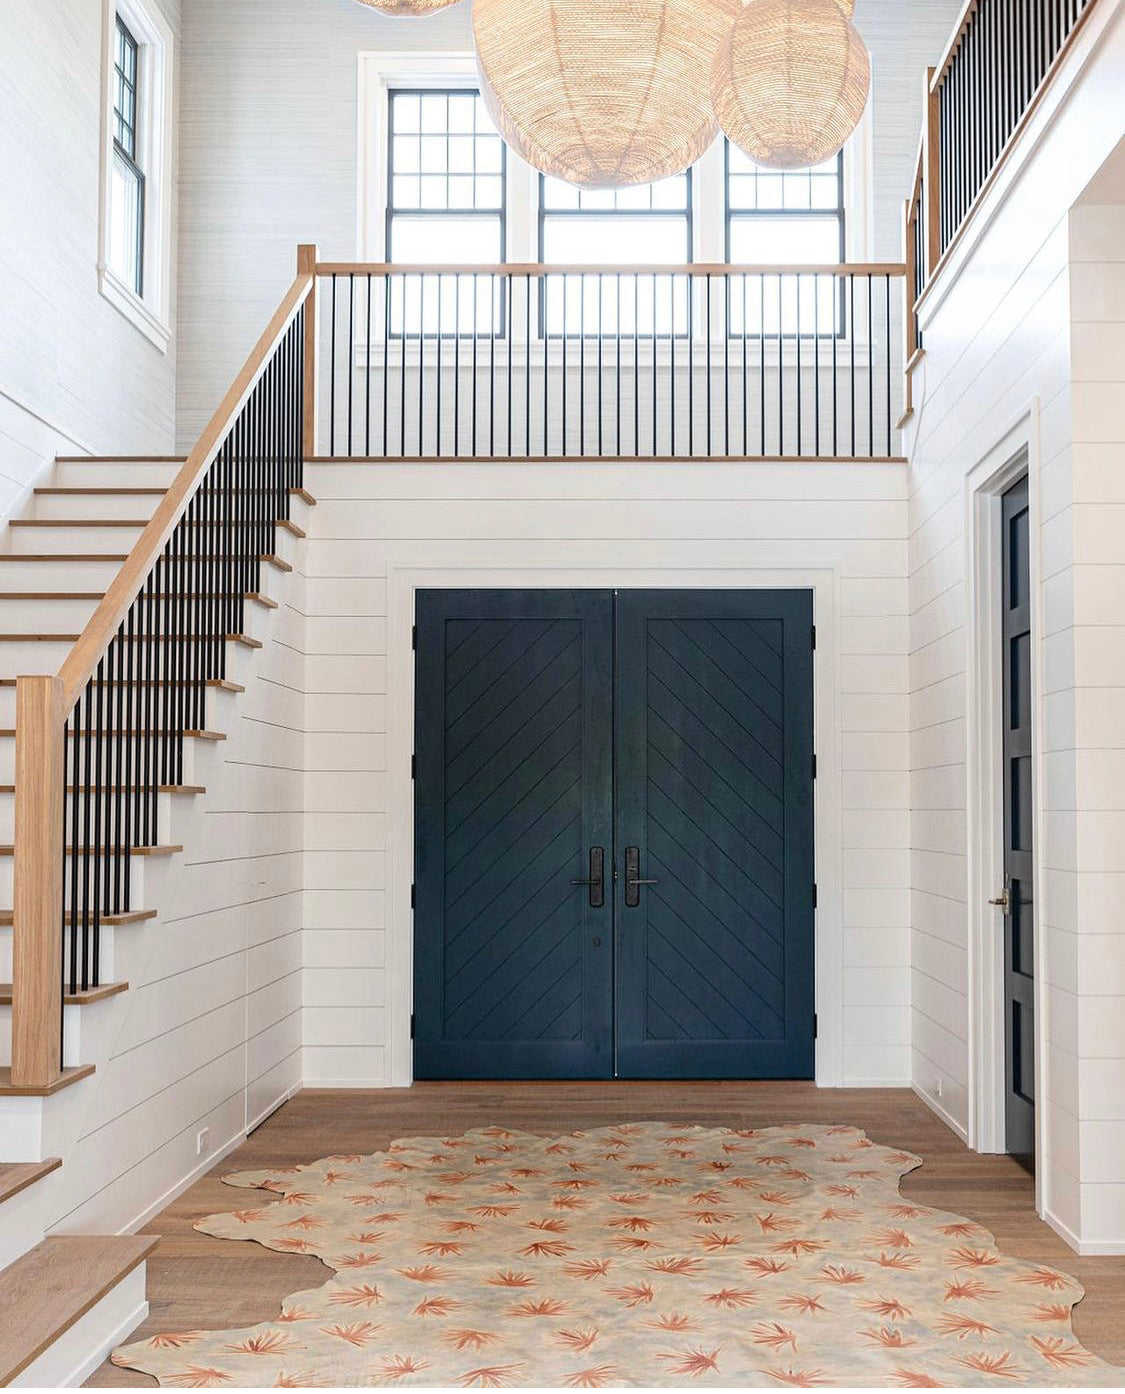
[
  {"left": 633, "top": 275, "right": 640, "bottom": 457},
  {"left": 348, "top": 272, "right": 355, "bottom": 457},
  {"left": 399, "top": 278, "right": 407, "bottom": 459},
  {"left": 418, "top": 274, "right": 426, "bottom": 458},
  {"left": 652, "top": 273, "right": 658, "bottom": 457},
  {"left": 366, "top": 275, "right": 373, "bottom": 457},
  {"left": 383, "top": 275, "right": 391, "bottom": 458},
  {"left": 330, "top": 274, "right": 337, "bottom": 457},
  {"left": 796, "top": 274, "right": 803, "bottom": 458},
  {"left": 562, "top": 272, "right": 569, "bottom": 458},
  {"left": 472, "top": 272, "right": 479, "bottom": 457}
]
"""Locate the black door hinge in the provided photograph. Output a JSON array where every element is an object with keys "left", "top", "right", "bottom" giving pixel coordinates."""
[
  {"left": 411, "top": 754, "right": 417, "bottom": 780},
  {"left": 411, "top": 883, "right": 416, "bottom": 909},
  {"left": 811, "top": 625, "right": 817, "bottom": 651},
  {"left": 813, "top": 1013, "right": 818, "bottom": 1039},
  {"left": 811, "top": 753, "right": 817, "bottom": 779},
  {"left": 410, "top": 1013, "right": 416, "bottom": 1039},
  {"left": 412, "top": 624, "right": 418, "bottom": 650},
  {"left": 812, "top": 883, "right": 818, "bottom": 909}
]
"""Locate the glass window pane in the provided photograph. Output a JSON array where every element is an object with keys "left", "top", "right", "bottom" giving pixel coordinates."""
[
  {"left": 729, "top": 216, "right": 840, "bottom": 263},
  {"left": 108, "top": 149, "right": 143, "bottom": 294},
  {"left": 448, "top": 93, "right": 475, "bottom": 133},
  {"left": 394, "top": 94, "right": 421, "bottom": 132},
  {"left": 389, "top": 216, "right": 501, "bottom": 265},
  {"left": 393, "top": 136, "right": 420, "bottom": 174},
  {"left": 420, "top": 93, "right": 447, "bottom": 132},
  {"left": 387, "top": 219, "right": 503, "bottom": 333},
  {"left": 543, "top": 215, "right": 688, "bottom": 265}
]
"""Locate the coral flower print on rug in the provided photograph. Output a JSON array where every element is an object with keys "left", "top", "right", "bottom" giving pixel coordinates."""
[{"left": 113, "top": 1122, "right": 1121, "bottom": 1387}]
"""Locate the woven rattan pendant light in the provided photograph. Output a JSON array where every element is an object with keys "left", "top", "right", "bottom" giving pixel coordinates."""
[
  {"left": 473, "top": 0, "right": 742, "bottom": 189},
  {"left": 351, "top": 0, "right": 461, "bottom": 14},
  {"left": 713, "top": 0, "right": 871, "bottom": 171}
]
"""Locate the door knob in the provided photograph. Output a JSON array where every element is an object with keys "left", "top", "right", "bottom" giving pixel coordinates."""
[
  {"left": 624, "top": 846, "right": 658, "bottom": 908},
  {"left": 571, "top": 847, "right": 605, "bottom": 908}
]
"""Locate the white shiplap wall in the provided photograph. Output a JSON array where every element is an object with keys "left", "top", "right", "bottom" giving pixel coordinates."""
[
  {"left": 1066, "top": 185, "right": 1125, "bottom": 1253},
  {"left": 906, "top": 1, "right": 1125, "bottom": 1252},
  {"left": 299, "top": 460, "right": 910, "bottom": 1089},
  {"left": 175, "top": 0, "right": 962, "bottom": 448},
  {"left": 0, "top": 0, "right": 180, "bottom": 517}
]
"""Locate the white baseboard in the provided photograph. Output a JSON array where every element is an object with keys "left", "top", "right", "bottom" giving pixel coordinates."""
[
  {"left": 11, "top": 1265, "right": 148, "bottom": 1388},
  {"left": 912, "top": 1083, "right": 970, "bottom": 1144},
  {"left": 1044, "top": 1207, "right": 1125, "bottom": 1257},
  {"left": 120, "top": 1082, "right": 300, "bottom": 1237},
  {"left": 300, "top": 1078, "right": 399, "bottom": 1089}
]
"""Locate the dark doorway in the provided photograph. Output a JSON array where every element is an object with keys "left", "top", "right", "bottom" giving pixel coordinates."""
[
  {"left": 1001, "top": 476, "right": 1036, "bottom": 1170},
  {"left": 413, "top": 588, "right": 815, "bottom": 1081}
]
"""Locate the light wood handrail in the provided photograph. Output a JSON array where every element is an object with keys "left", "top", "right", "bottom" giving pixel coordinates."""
[
  {"left": 57, "top": 267, "right": 314, "bottom": 715},
  {"left": 315, "top": 261, "right": 908, "bottom": 278}
]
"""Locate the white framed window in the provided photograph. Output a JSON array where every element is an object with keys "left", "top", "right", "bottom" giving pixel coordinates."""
[{"left": 98, "top": 0, "right": 174, "bottom": 352}]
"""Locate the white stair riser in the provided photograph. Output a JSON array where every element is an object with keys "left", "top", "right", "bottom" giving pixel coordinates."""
[
  {"left": 0, "top": 1176, "right": 47, "bottom": 1273},
  {"left": 0, "top": 733, "right": 212, "bottom": 784},
  {"left": 0, "top": 560, "right": 130, "bottom": 591},
  {"left": 51, "top": 461, "right": 183, "bottom": 488},
  {"left": 32, "top": 494, "right": 164, "bottom": 522},
  {"left": 4, "top": 524, "right": 147, "bottom": 555},
  {"left": 0, "top": 789, "right": 181, "bottom": 843},
  {"left": 0, "top": 1002, "right": 85, "bottom": 1067},
  {"left": 11, "top": 1259, "right": 150, "bottom": 1388},
  {"left": 0, "top": 855, "right": 145, "bottom": 907},
  {"left": 0, "top": 921, "right": 128, "bottom": 985},
  {"left": 0, "top": 597, "right": 102, "bottom": 631},
  {"left": 0, "top": 640, "right": 79, "bottom": 673}
]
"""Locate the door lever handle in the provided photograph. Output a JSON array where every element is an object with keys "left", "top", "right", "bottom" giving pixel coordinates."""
[
  {"left": 989, "top": 885, "right": 1011, "bottom": 913},
  {"left": 571, "top": 847, "right": 605, "bottom": 908},
  {"left": 624, "top": 846, "right": 657, "bottom": 907}
]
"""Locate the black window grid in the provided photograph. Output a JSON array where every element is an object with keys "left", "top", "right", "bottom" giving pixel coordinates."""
[
  {"left": 724, "top": 142, "right": 846, "bottom": 340},
  {"left": 112, "top": 14, "right": 145, "bottom": 296},
  {"left": 386, "top": 88, "right": 507, "bottom": 337}
]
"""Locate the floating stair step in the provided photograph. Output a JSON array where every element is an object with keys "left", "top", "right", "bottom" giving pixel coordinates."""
[
  {"left": 0, "top": 1233, "right": 158, "bottom": 1384},
  {"left": 0, "top": 592, "right": 104, "bottom": 600},
  {"left": 0, "top": 1063, "right": 95, "bottom": 1096},
  {"left": 0, "top": 633, "right": 80, "bottom": 642},
  {"left": 0, "top": 554, "right": 130, "bottom": 563},
  {"left": 278, "top": 518, "right": 306, "bottom": 539},
  {"left": 0, "top": 1158, "right": 61, "bottom": 1207},
  {"left": 0, "top": 981, "right": 127, "bottom": 1006}
]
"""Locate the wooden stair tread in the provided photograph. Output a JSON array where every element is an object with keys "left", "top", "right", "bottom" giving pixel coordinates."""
[
  {"left": 0, "top": 677, "right": 244, "bottom": 693},
  {"left": 55, "top": 454, "right": 187, "bottom": 462},
  {"left": 0, "top": 981, "right": 127, "bottom": 1006},
  {"left": 0, "top": 729, "right": 226, "bottom": 740},
  {"left": 0, "top": 1157, "right": 61, "bottom": 1207},
  {"left": 0, "top": 592, "right": 104, "bottom": 600},
  {"left": 0, "top": 1063, "right": 95, "bottom": 1096},
  {"left": 0, "top": 1233, "right": 158, "bottom": 1384},
  {"left": 0, "top": 633, "right": 80, "bottom": 641},
  {"left": 34, "top": 488, "right": 167, "bottom": 497},
  {"left": 0, "top": 783, "right": 204, "bottom": 795},
  {"left": 0, "top": 554, "right": 130, "bottom": 562},
  {"left": 10, "top": 519, "right": 150, "bottom": 527},
  {"left": 278, "top": 518, "right": 307, "bottom": 539},
  {"left": 0, "top": 908, "right": 155, "bottom": 927},
  {"left": 0, "top": 845, "right": 181, "bottom": 857}
]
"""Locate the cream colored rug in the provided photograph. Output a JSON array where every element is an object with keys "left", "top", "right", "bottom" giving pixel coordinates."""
[{"left": 113, "top": 1122, "right": 1119, "bottom": 1387}]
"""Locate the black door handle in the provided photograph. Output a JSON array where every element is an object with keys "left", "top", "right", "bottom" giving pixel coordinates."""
[
  {"left": 571, "top": 846, "right": 605, "bottom": 908},
  {"left": 624, "top": 846, "right": 657, "bottom": 907}
]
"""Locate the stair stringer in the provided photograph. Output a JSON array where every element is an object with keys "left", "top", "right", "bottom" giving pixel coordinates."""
[{"left": 2, "top": 514, "right": 307, "bottom": 1250}]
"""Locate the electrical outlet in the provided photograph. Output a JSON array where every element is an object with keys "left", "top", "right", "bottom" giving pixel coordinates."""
[{"left": 197, "top": 1127, "right": 211, "bottom": 1157}]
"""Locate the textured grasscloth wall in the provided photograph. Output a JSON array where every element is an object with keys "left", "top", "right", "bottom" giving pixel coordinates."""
[
  {"left": 174, "top": 0, "right": 963, "bottom": 449},
  {"left": 0, "top": 0, "right": 180, "bottom": 514}
]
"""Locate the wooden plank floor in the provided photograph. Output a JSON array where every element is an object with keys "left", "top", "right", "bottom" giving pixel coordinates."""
[{"left": 86, "top": 1083, "right": 1125, "bottom": 1386}]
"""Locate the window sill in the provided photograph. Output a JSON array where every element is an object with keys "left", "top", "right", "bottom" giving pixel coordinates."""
[{"left": 98, "top": 265, "right": 171, "bottom": 353}]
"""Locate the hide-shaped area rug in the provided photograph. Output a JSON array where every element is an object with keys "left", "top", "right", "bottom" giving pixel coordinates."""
[{"left": 113, "top": 1122, "right": 1120, "bottom": 1387}]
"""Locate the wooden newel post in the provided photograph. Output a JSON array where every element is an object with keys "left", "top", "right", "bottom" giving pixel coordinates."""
[
  {"left": 298, "top": 243, "right": 319, "bottom": 461},
  {"left": 11, "top": 675, "right": 65, "bottom": 1088}
]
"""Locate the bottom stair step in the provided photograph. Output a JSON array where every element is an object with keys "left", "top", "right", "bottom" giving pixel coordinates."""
[
  {"left": 0, "top": 1064, "right": 95, "bottom": 1096},
  {"left": 0, "top": 1233, "right": 158, "bottom": 1386}
]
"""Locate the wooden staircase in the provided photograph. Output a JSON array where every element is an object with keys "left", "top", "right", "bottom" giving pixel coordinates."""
[{"left": 0, "top": 245, "right": 319, "bottom": 1385}]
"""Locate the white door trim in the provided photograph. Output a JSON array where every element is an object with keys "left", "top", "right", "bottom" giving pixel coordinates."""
[
  {"left": 963, "top": 398, "right": 1047, "bottom": 1214},
  {"left": 383, "top": 560, "right": 845, "bottom": 1090}
]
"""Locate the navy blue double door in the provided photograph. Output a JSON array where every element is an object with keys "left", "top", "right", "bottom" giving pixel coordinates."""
[{"left": 414, "top": 589, "right": 815, "bottom": 1080}]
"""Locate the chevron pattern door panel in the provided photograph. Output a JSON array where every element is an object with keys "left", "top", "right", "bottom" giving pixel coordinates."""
[
  {"left": 614, "top": 591, "right": 815, "bottom": 1078},
  {"left": 414, "top": 590, "right": 614, "bottom": 1079}
]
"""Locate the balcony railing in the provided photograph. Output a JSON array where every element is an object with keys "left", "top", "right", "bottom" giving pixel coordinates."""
[
  {"left": 904, "top": 0, "right": 1100, "bottom": 383},
  {"left": 313, "top": 262, "right": 907, "bottom": 462}
]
